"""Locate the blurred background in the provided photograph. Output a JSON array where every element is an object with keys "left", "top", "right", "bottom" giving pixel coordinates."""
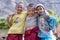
[
  {"left": 0, "top": 0, "right": 60, "bottom": 40},
  {"left": 0, "top": 0, "right": 60, "bottom": 18}
]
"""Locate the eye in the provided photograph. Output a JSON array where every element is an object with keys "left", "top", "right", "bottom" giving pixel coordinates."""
[
  {"left": 39, "top": 8, "right": 42, "bottom": 10},
  {"left": 37, "top": 7, "right": 42, "bottom": 10},
  {"left": 20, "top": 6, "right": 22, "bottom": 8},
  {"left": 17, "top": 6, "right": 22, "bottom": 8}
]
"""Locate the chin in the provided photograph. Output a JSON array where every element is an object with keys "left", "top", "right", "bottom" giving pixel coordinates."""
[
  {"left": 18, "top": 11, "right": 22, "bottom": 13},
  {"left": 38, "top": 13, "right": 41, "bottom": 15}
]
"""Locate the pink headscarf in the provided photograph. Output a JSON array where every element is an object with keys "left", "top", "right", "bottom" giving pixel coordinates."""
[
  {"left": 36, "top": 4, "right": 45, "bottom": 9},
  {"left": 36, "top": 3, "right": 50, "bottom": 17}
]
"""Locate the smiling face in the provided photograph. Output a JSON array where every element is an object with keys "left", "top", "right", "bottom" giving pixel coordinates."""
[
  {"left": 36, "top": 6, "right": 44, "bottom": 15},
  {"left": 27, "top": 6, "right": 35, "bottom": 16},
  {"left": 15, "top": 3, "right": 23, "bottom": 14}
]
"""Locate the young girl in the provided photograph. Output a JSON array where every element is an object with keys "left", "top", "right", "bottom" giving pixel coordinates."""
[
  {"left": 7, "top": 2, "right": 27, "bottom": 40},
  {"left": 24, "top": 3, "right": 40, "bottom": 40},
  {"left": 36, "top": 4, "right": 56, "bottom": 40}
]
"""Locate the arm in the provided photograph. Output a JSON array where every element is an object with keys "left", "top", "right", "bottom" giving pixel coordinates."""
[
  {"left": 38, "top": 17, "right": 40, "bottom": 29},
  {"left": 37, "top": 17, "right": 42, "bottom": 32},
  {"left": 7, "top": 15, "right": 12, "bottom": 27},
  {"left": 7, "top": 14, "right": 14, "bottom": 27},
  {"left": 49, "top": 17, "right": 56, "bottom": 30}
]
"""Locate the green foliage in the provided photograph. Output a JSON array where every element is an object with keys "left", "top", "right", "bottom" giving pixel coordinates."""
[
  {"left": 0, "top": 18, "right": 9, "bottom": 29},
  {"left": 47, "top": 9, "right": 60, "bottom": 26}
]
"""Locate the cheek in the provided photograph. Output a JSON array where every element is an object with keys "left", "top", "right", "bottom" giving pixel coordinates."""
[
  {"left": 19, "top": 8, "right": 23, "bottom": 10},
  {"left": 17, "top": 8, "right": 23, "bottom": 10},
  {"left": 27, "top": 11, "right": 31, "bottom": 14},
  {"left": 33, "top": 12, "right": 35, "bottom": 14},
  {"left": 27, "top": 11, "right": 30, "bottom": 13},
  {"left": 39, "top": 10, "right": 42, "bottom": 12},
  {"left": 31, "top": 11, "right": 34, "bottom": 14},
  {"left": 38, "top": 10, "right": 42, "bottom": 13},
  {"left": 37, "top": 13, "right": 40, "bottom": 15}
]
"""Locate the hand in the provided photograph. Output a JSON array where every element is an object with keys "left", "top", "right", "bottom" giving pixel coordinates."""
[{"left": 44, "top": 27, "right": 49, "bottom": 31}]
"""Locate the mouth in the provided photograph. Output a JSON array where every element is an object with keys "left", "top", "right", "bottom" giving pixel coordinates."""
[{"left": 17, "top": 10, "right": 22, "bottom": 12}]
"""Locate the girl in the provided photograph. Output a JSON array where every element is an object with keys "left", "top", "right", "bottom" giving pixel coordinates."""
[
  {"left": 36, "top": 4, "right": 56, "bottom": 40},
  {"left": 24, "top": 3, "right": 40, "bottom": 40},
  {"left": 7, "top": 2, "right": 27, "bottom": 40}
]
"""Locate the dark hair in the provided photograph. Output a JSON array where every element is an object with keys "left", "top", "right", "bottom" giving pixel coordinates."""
[
  {"left": 27, "top": 3, "right": 35, "bottom": 8},
  {"left": 36, "top": 6, "right": 44, "bottom": 10}
]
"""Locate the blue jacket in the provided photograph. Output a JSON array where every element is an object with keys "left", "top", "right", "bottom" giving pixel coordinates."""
[{"left": 38, "top": 14, "right": 56, "bottom": 38}]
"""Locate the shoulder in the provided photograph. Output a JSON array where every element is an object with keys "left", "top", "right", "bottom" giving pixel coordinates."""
[
  {"left": 49, "top": 16, "right": 56, "bottom": 20},
  {"left": 22, "top": 11, "right": 27, "bottom": 14},
  {"left": 7, "top": 13, "right": 16, "bottom": 18},
  {"left": 49, "top": 16, "right": 56, "bottom": 22},
  {"left": 21, "top": 11, "right": 27, "bottom": 15}
]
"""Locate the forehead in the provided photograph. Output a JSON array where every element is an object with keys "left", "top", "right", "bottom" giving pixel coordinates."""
[
  {"left": 37, "top": 6, "right": 43, "bottom": 9},
  {"left": 28, "top": 7, "right": 35, "bottom": 10}
]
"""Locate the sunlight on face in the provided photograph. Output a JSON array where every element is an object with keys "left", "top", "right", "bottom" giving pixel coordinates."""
[
  {"left": 27, "top": 7, "right": 35, "bottom": 16},
  {"left": 15, "top": 4, "right": 23, "bottom": 13}
]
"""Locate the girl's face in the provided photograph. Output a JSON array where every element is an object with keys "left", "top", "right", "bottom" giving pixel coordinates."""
[
  {"left": 15, "top": 4, "right": 23, "bottom": 13},
  {"left": 27, "top": 7, "right": 35, "bottom": 16},
  {"left": 36, "top": 6, "right": 44, "bottom": 15}
]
